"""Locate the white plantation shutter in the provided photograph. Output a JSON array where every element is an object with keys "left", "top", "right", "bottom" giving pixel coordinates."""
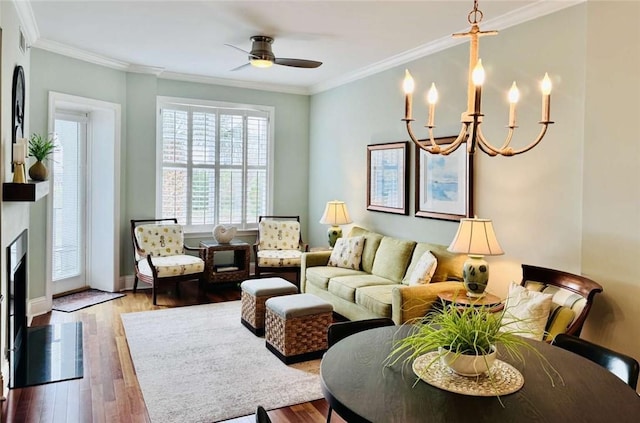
[{"left": 158, "top": 99, "right": 272, "bottom": 230}]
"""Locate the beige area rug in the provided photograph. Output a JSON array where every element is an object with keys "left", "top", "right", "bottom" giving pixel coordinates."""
[{"left": 121, "top": 301, "right": 322, "bottom": 423}]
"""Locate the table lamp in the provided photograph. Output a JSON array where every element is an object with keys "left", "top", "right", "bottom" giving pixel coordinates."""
[
  {"left": 447, "top": 218, "right": 504, "bottom": 297},
  {"left": 319, "top": 200, "right": 352, "bottom": 248}
]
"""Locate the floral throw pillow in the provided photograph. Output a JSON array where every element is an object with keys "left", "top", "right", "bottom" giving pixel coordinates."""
[
  {"left": 328, "top": 236, "right": 365, "bottom": 270},
  {"left": 408, "top": 251, "right": 438, "bottom": 285}
]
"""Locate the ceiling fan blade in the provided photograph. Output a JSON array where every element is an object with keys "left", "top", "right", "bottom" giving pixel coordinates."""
[
  {"left": 224, "top": 43, "right": 258, "bottom": 59},
  {"left": 230, "top": 63, "right": 252, "bottom": 72},
  {"left": 274, "top": 57, "right": 322, "bottom": 68}
]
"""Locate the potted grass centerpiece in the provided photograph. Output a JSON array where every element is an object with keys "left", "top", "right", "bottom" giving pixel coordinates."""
[{"left": 387, "top": 299, "right": 560, "bottom": 401}]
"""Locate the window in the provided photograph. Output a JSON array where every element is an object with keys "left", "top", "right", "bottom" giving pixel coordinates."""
[{"left": 157, "top": 97, "right": 273, "bottom": 232}]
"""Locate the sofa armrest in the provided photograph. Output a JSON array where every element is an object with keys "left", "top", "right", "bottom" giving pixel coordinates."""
[
  {"left": 391, "top": 282, "right": 465, "bottom": 324},
  {"left": 300, "top": 251, "right": 332, "bottom": 292}
]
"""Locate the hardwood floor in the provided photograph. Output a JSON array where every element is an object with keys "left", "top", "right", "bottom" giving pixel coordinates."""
[{"left": 2, "top": 280, "right": 346, "bottom": 423}]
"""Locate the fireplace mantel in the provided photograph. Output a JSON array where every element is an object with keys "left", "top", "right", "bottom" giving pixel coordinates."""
[{"left": 2, "top": 180, "right": 49, "bottom": 202}]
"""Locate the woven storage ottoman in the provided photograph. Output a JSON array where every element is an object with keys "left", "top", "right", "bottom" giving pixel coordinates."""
[
  {"left": 265, "top": 293, "right": 333, "bottom": 364},
  {"left": 240, "top": 277, "right": 298, "bottom": 336}
]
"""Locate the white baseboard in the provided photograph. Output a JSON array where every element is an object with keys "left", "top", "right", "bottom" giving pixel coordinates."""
[
  {"left": 121, "top": 274, "right": 151, "bottom": 291},
  {"left": 28, "top": 296, "right": 52, "bottom": 324}
]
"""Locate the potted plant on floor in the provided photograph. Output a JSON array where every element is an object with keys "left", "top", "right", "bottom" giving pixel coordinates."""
[{"left": 28, "top": 133, "right": 56, "bottom": 181}]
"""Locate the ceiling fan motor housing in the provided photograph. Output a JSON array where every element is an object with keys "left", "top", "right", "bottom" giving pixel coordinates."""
[{"left": 249, "top": 36, "right": 275, "bottom": 62}]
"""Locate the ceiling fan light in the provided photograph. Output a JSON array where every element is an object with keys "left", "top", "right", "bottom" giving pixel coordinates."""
[{"left": 250, "top": 59, "right": 273, "bottom": 68}]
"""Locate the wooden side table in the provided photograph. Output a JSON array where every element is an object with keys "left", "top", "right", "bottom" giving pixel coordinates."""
[
  {"left": 437, "top": 290, "right": 503, "bottom": 311},
  {"left": 199, "top": 240, "right": 250, "bottom": 284}
]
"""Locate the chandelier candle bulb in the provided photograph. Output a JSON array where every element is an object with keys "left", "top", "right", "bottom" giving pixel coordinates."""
[
  {"left": 427, "top": 83, "right": 438, "bottom": 127},
  {"left": 541, "top": 73, "right": 552, "bottom": 122},
  {"left": 508, "top": 82, "right": 520, "bottom": 127},
  {"left": 472, "top": 60, "right": 484, "bottom": 114},
  {"left": 403, "top": 70, "right": 415, "bottom": 120}
]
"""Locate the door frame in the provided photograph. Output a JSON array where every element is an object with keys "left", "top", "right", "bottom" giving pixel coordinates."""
[{"left": 46, "top": 92, "right": 121, "bottom": 301}]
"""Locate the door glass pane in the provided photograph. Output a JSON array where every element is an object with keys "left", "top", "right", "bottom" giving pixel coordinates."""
[{"left": 52, "top": 120, "right": 83, "bottom": 281}]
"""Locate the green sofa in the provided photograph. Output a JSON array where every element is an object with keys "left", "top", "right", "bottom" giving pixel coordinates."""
[{"left": 300, "top": 226, "right": 467, "bottom": 324}]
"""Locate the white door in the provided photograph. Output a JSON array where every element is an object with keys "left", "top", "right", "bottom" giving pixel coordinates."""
[{"left": 51, "top": 113, "right": 88, "bottom": 294}]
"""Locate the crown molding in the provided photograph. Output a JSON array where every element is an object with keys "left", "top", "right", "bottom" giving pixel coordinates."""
[
  {"left": 309, "top": 0, "right": 586, "bottom": 94},
  {"left": 158, "top": 72, "right": 310, "bottom": 95},
  {"left": 33, "top": 38, "right": 131, "bottom": 71},
  {"left": 13, "top": 0, "right": 40, "bottom": 45}
]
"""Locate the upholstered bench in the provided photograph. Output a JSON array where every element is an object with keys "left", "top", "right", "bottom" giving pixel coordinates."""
[
  {"left": 240, "top": 277, "right": 298, "bottom": 336},
  {"left": 265, "top": 293, "right": 333, "bottom": 364}
]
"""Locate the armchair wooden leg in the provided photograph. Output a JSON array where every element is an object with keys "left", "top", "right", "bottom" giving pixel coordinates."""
[
  {"left": 326, "top": 406, "right": 333, "bottom": 423},
  {"left": 152, "top": 284, "right": 157, "bottom": 305},
  {"left": 133, "top": 276, "right": 138, "bottom": 293}
]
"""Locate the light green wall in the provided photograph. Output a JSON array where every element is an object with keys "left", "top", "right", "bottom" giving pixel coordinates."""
[
  {"left": 581, "top": 1, "right": 640, "bottom": 361},
  {"left": 28, "top": 49, "right": 311, "bottom": 287},
  {"left": 28, "top": 50, "right": 128, "bottom": 298},
  {"left": 309, "top": 2, "right": 640, "bottom": 363}
]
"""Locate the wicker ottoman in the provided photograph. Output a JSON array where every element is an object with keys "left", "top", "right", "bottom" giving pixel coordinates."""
[
  {"left": 240, "top": 277, "right": 298, "bottom": 336},
  {"left": 265, "top": 293, "right": 333, "bottom": 364}
]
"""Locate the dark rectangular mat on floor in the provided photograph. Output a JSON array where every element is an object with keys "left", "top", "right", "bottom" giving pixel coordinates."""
[
  {"left": 52, "top": 289, "right": 125, "bottom": 312},
  {"left": 11, "top": 322, "right": 84, "bottom": 388}
]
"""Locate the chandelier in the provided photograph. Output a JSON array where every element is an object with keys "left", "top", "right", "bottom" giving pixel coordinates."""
[{"left": 402, "top": 0, "right": 553, "bottom": 157}]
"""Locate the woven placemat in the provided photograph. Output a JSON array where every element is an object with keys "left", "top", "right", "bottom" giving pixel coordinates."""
[{"left": 412, "top": 351, "right": 524, "bottom": 396}]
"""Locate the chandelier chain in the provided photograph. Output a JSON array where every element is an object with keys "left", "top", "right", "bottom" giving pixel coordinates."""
[{"left": 468, "top": 0, "right": 483, "bottom": 25}]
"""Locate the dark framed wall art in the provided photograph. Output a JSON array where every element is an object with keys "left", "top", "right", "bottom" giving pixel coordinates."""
[
  {"left": 367, "top": 141, "right": 409, "bottom": 215},
  {"left": 415, "top": 136, "right": 474, "bottom": 221}
]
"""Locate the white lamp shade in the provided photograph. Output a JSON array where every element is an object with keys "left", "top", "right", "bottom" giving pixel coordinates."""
[
  {"left": 448, "top": 218, "right": 504, "bottom": 256},
  {"left": 319, "top": 201, "right": 353, "bottom": 226}
]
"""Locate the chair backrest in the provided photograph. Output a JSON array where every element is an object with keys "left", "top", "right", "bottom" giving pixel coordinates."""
[
  {"left": 131, "top": 218, "right": 184, "bottom": 260},
  {"left": 255, "top": 405, "right": 272, "bottom": 423},
  {"left": 327, "top": 318, "right": 395, "bottom": 348},
  {"left": 257, "top": 215, "right": 302, "bottom": 251},
  {"left": 521, "top": 264, "right": 603, "bottom": 338},
  {"left": 552, "top": 333, "right": 639, "bottom": 389}
]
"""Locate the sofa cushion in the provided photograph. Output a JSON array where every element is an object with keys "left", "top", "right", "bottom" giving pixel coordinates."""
[
  {"left": 404, "top": 242, "right": 466, "bottom": 283},
  {"left": 348, "top": 226, "right": 383, "bottom": 273},
  {"left": 328, "top": 236, "right": 364, "bottom": 269},
  {"left": 355, "top": 285, "right": 395, "bottom": 318},
  {"left": 328, "top": 275, "right": 396, "bottom": 302},
  {"left": 371, "top": 237, "right": 416, "bottom": 282},
  {"left": 306, "top": 266, "right": 366, "bottom": 291}
]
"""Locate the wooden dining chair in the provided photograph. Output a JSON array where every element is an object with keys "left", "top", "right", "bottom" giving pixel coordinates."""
[
  {"left": 326, "top": 318, "right": 395, "bottom": 422},
  {"left": 552, "top": 333, "right": 639, "bottom": 389},
  {"left": 255, "top": 405, "right": 272, "bottom": 423}
]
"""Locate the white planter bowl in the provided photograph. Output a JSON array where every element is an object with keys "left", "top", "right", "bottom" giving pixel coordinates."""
[{"left": 439, "top": 346, "right": 497, "bottom": 376}]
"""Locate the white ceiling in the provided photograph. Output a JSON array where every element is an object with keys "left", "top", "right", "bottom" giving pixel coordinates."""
[{"left": 22, "top": 1, "right": 581, "bottom": 94}]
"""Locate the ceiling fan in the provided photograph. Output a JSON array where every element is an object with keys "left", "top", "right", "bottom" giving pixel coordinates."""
[{"left": 226, "top": 35, "right": 322, "bottom": 70}]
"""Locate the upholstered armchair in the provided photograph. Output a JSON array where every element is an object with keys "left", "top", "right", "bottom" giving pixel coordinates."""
[
  {"left": 131, "top": 218, "right": 206, "bottom": 305},
  {"left": 253, "top": 216, "right": 309, "bottom": 286}
]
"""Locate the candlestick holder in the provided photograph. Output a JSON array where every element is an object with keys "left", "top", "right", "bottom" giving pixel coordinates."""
[{"left": 12, "top": 162, "right": 26, "bottom": 184}]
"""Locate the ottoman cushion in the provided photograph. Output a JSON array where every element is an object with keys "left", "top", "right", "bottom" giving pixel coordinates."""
[
  {"left": 265, "top": 293, "right": 333, "bottom": 319},
  {"left": 241, "top": 277, "right": 298, "bottom": 296}
]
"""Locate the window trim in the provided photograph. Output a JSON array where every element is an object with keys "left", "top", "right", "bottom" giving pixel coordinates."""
[{"left": 155, "top": 96, "right": 275, "bottom": 233}]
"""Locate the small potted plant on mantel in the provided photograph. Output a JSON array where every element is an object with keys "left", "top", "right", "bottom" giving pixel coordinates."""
[
  {"left": 386, "top": 297, "right": 560, "bottom": 403},
  {"left": 27, "top": 133, "right": 56, "bottom": 181}
]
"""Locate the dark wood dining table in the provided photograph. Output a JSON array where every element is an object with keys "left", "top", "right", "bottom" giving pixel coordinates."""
[{"left": 320, "top": 326, "right": 640, "bottom": 422}]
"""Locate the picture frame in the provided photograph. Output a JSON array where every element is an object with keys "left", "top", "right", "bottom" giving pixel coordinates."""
[
  {"left": 415, "top": 136, "right": 473, "bottom": 221},
  {"left": 367, "top": 141, "right": 409, "bottom": 215}
]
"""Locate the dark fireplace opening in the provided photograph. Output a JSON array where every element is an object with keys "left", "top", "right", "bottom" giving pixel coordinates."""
[
  {"left": 6, "top": 229, "right": 84, "bottom": 388},
  {"left": 7, "top": 229, "right": 28, "bottom": 388}
]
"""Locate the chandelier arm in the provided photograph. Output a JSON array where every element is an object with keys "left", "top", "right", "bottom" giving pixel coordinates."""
[
  {"left": 438, "top": 123, "right": 470, "bottom": 156},
  {"left": 405, "top": 120, "right": 440, "bottom": 153},
  {"left": 478, "top": 126, "right": 513, "bottom": 156},
  {"left": 503, "top": 123, "right": 551, "bottom": 156}
]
